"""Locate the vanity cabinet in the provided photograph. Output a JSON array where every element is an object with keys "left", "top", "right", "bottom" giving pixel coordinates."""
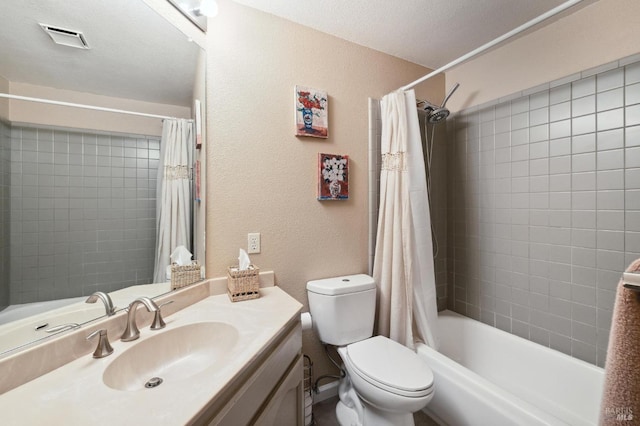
[
  {"left": 192, "top": 319, "right": 304, "bottom": 426},
  {"left": 0, "top": 284, "right": 304, "bottom": 426}
]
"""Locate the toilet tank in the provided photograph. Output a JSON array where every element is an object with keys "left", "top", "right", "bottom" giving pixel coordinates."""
[{"left": 306, "top": 274, "right": 376, "bottom": 346}]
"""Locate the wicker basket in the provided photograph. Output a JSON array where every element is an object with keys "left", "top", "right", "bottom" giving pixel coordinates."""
[
  {"left": 227, "top": 264, "right": 260, "bottom": 302},
  {"left": 171, "top": 262, "right": 201, "bottom": 290}
]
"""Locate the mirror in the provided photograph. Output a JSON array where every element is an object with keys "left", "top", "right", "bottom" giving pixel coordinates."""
[{"left": 0, "top": 0, "right": 205, "bottom": 356}]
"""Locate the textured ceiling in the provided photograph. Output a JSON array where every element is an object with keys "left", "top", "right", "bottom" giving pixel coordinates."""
[
  {"left": 232, "top": 0, "right": 589, "bottom": 70},
  {"left": 0, "top": 1, "right": 593, "bottom": 107},
  {"left": 0, "top": 0, "right": 201, "bottom": 107}
]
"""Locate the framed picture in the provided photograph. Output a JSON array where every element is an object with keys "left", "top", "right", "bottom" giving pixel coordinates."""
[
  {"left": 295, "top": 86, "right": 328, "bottom": 138},
  {"left": 318, "top": 153, "right": 349, "bottom": 200}
]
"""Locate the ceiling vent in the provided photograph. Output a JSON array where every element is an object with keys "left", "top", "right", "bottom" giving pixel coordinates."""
[{"left": 39, "top": 24, "right": 90, "bottom": 49}]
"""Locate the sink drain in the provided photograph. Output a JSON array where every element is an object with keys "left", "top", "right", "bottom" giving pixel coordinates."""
[{"left": 144, "top": 377, "right": 163, "bottom": 388}]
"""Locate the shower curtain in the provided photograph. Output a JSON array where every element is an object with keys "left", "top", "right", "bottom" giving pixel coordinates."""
[
  {"left": 153, "top": 119, "right": 194, "bottom": 283},
  {"left": 373, "top": 90, "right": 439, "bottom": 350}
]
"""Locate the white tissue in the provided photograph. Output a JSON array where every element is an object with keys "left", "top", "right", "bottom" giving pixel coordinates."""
[
  {"left": 238, "top": 248, "right": 251, "bottom": 271},
  {"left": 171, "top": 245, "right": 193, "bottom": 266},
  {"left": 301, "top": 312, "right": 312, "bottom": 331}
]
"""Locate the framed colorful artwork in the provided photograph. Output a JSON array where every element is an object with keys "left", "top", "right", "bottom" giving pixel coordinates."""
[
  {"left": 295, "top": 86, "right": 328, "bottom": 138},
  {"left": 318, "top": 153, "right": 349, "bottom": 200}
]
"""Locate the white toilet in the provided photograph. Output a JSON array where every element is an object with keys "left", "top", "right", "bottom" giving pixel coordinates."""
[{"left": 307, "top": 274, "right": 434, "bottom": 426}]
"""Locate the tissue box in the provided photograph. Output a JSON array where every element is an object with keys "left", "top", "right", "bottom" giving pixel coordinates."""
[
  {"left": 227, "top": 264, "right": 260, "bottom": 302},
  {"left": 171, "top": 261, "right": 201, "bottom": 290}
]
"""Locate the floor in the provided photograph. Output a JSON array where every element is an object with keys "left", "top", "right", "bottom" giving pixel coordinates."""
[{"left": 312, "top": 396, "right": 439, "bottom": 426}]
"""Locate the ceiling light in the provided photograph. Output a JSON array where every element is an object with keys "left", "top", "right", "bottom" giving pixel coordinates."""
[
  {"left": 195, "top": 0, "right": 218, "bottom": 17},
  {"left": 166, "top": 0, "right": 216, "bottom": 32},
  {"left": 39, "top": 24, "right": 90, "bottom": 49}
]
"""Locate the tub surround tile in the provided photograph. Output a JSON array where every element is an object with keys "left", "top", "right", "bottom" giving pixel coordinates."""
[
  {"left": 9, "top": 124, "right": 159, "bottom": 304},
  {"left": 447, "top": 57, "right": 640, "bottom": 366}
]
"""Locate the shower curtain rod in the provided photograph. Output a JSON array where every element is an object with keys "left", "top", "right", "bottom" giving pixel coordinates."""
[
  {"left": 399, "top": 0, "right": 585, "bottom": 92},
  {"left": 0, "top": 93, "right": 193, "bottom": 121}
]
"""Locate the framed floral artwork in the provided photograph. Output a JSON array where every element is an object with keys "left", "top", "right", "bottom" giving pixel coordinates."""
[
  {"left": 295, "top": 85, "right": 328, "bottom": 138},
  {"left": 318, "top": 153, "right": 349, "bottom": 200}
]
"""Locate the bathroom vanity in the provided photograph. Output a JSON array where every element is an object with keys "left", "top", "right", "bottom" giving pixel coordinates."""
[{"left": 0, "top": 279, "right": 304, "bottom": 425}]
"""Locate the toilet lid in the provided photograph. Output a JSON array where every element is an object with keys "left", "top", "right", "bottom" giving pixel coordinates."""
[{"left": 346, "top": 336, "right": 434, "bottom": 395}]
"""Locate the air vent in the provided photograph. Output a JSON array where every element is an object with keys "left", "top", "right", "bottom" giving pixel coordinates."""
[{"left": 39, "top": 23, "right": 90, "bottom": 49}]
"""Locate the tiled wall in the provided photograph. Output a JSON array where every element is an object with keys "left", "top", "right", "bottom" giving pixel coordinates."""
[
  {"left": 0, "top": 120, "right": 9, "bottom": 309},
  {"left": 419, "top": 111, "right": 449, "bottom": 309},
  {"left": 9, "top": 125, "right": 160, "bottom": 304},
  {"left": 446, "top": 56, "right": 640, "bottom": 366},
  {"left": 368, "top": 98, "right": 449, "bottom": 309}
]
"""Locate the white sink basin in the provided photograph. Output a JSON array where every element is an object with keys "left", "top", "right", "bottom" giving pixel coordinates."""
[{"left": 103, "top": 322, "right": 239, "bottom": 391}]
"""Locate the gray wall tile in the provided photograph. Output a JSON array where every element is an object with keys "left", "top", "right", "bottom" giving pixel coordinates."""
[
  {"left": 572, "top": 95, "right": 595, "bottom": 117},
  {"left": 447, "top": 59, "right": 640, "bottom": 366},
  {"left": 597, "top": 108, "right": 624, "bottom": 131},
  {"left": 625, "top": 83, "right": 640, "bottom": 106},
  {"left": 598, "top": 88, "right": 624, "bottom": 112},
  {"left": 597, "top": 68, "right": 624, "bottom": 92},
  {"left": 573, "top": 76, "right": 596, "bottom": 98},
  {"left": 9, "top": 125, "right": 160, "bottom": 304},
  {"left": 626, "top": 104, "right": 640, "bottom": 126}
]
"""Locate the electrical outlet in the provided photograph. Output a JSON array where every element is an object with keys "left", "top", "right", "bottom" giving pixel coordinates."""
[{"left": 248, "top": 232, "right": 261, "bottom": 254}]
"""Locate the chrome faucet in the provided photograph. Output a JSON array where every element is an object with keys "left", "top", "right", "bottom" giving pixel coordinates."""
[
  {"left": 87, "top": 329, "right": 114, "bottom": 358},
  {"left": 150, "top": 300, "right": 174, "bottom": 331},
  {"left": 121, "top": 297, "right": 159, "bottom": 342},
  {"left": 86, "top": 291, "right": 117, "bottom": 316}
]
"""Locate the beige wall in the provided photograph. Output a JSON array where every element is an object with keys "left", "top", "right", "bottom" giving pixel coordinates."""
[
  {"left": 7, "top": 82, "right": 191, "bottom": 136},
  {"left": 205, "top": 0, "right": 441, "bottom": 379},
  {"left": 447, "top": 0, "right": 640, "bottom": 111}
]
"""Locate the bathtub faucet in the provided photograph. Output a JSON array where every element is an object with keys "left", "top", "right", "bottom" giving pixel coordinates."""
[{"left": 85, "top": 291, "right": 117, "bottom": 316}]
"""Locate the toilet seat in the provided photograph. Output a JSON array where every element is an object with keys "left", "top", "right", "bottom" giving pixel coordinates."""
[{"left": 343, "top": 336, "right": 434, "bottom": 398}]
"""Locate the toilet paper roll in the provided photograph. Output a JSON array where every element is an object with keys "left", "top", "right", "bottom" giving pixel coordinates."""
[{"left": 301, "top": 312, "right": 312, "bottom": 331}]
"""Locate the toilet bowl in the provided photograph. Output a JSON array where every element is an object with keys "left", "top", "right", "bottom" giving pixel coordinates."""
[
  {"left": 306, "top": 274, "right": 435, "bottom": 426},
  {"left": 337, "top": 336, "right": 434, "bottom": 425}
]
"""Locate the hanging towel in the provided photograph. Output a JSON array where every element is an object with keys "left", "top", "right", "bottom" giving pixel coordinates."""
[{"left": 600, "top": 259, "right": 640, "bottom": 425}]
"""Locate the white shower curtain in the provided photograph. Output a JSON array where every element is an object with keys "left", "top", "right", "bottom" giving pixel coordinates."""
[
  {"left": 153, "top": 119, "right": 194, "bottom": 283},
  {"left": 373, "top": 90, "right": 439, "bottom": 350}
]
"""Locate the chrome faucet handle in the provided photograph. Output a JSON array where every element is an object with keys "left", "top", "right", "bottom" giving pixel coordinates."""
[
  {"left": 87, "top": 329, "right": 114, "bottom": 358},
  {"left": 85, "top": 291, "right": 117, "bottom": 316},
  {"left": 121, "top": 297, "right": 159, "bottom": 342},
  {"left": 150, "top": 300, "right": 174, "bottom": 331}
]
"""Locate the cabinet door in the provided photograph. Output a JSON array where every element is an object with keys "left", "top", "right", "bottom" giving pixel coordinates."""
[
  {"left": 253, "top": 355, "right": 304, "bottom": 426},
  {"left": 201, "top": 323, "right": 302, "bottom": 426}
]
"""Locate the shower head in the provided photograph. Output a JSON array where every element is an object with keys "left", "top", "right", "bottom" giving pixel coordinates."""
[
  {"left": 417, "top": 82, "right": 460, "bottom": 124},
  {"left": 427, "top": 107, "right": 450, "bottom": 123}
]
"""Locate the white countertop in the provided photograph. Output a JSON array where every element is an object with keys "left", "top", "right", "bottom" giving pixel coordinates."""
[{"left": 0, "top": 287, "right": 301, "bottom": 425}]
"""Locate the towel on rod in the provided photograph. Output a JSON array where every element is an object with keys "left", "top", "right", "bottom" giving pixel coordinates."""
[{"left": 600, "top": 259, "right": 640, "bottom": 425}]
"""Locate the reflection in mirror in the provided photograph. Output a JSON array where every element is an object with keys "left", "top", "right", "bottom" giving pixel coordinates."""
[
  {"left": 0, "top": 0, "right": 206, "bottom": 356},
  {"left": 167, "top": 0, "right": 219, "bottom": 32}
]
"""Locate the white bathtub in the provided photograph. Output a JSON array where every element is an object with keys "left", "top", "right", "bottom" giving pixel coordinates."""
[{"left": 417, "top": 310, "right": 604, "bottom": 426}]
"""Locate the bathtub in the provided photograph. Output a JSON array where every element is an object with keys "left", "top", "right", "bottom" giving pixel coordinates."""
[
  {"left": 0, "top": 296, "right": 86, "bottom": 325},
  {"left": 417, "top": 311, "right": 604, "bottom": 426}
]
